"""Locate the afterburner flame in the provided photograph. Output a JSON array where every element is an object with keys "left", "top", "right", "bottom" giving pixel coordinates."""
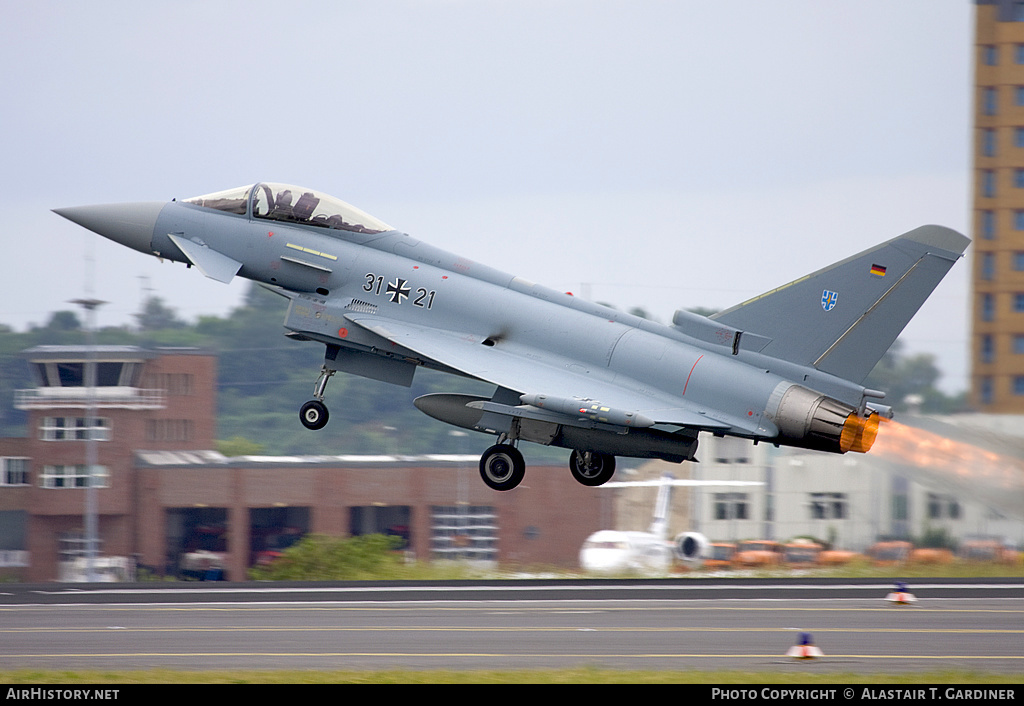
[
  {"left": 839, "top": 412, "right": 880, "bottom": 453},
  {"left": 875, "top": 421, "right": 1009, "bottom": 481},
  {"left": 870, "top": 420, "right": 1024, "bottom": 519}
]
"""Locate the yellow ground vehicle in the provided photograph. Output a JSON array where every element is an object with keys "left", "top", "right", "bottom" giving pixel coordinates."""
[
  {"left": 958, "top": 539, "right": 1020, "bottom": 565},
  {"left": 817, "top": 549, "right": 860, "bottom": 566},
  {"left": 732, "top": 540, "right": 782, "bottom": 568},
  {"left": 781, "top": 540, "right": 822, "bottom": 568},
  {"left": 704, "top": 542, "right": 737, "bottom": 570},
  {"left": 866, "top": 540, "right": 912, "bottom": 566},
  {"left": 909, "top": 547, "right": 954, "bottom": 564}
]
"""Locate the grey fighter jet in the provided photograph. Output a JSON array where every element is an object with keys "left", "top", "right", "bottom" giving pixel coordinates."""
[{"left": 54, "top": 183, "right": 969, "bottom": 491}]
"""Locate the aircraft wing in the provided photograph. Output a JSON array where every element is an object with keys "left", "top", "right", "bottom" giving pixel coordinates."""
[{"left": 344, "top": 313, "right": 737, "bottom": 431}]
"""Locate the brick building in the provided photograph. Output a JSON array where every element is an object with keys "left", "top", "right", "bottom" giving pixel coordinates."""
[
  {"left": 134, "top": 451, "right": 604, "bottom": 581},
  {"left": 972, "top": 1, "right": 1024, "bottom": 410},
  {"left": 0, "top": 346, "right": 604, "bottom": 581}
]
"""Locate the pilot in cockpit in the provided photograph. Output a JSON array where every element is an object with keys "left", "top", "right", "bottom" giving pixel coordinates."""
[{"left": 270, "top": 189, "right": 293, "bottom": 219}]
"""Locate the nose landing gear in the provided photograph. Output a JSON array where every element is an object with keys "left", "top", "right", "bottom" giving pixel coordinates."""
[
  {"left": 299, "top": 399, "right": 329, "bottom": 430},
  {"left": 299, "top": 365, "right": 334, "bottom": 430}
]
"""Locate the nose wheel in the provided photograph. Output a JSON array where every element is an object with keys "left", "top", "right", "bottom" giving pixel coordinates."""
[
  {"left": 299, "top": 400, "right": 329, "bottom": 430},
  {"left": 300, "top": 365, "right": 334, "bottom": 430}
]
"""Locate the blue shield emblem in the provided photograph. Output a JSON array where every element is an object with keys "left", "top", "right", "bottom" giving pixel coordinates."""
[{"left": 821, "top": 290, "right": 838, "bottom": 312}]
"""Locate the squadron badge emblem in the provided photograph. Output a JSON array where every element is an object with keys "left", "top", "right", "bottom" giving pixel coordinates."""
[{"left": 821, "top": 290, "right": 838, "bottom": 312}]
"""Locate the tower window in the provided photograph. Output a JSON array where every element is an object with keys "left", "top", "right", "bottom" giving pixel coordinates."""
[
  {"left": 983, "top": 129, "right": 997, "bottom": 158},
  {"left": 981, "top": 210, "right": 995, "bottom": 239},
  {"left": 983, "top": 171, "right": 996, "bottom": 198},
  {"left": 984, "top": 87, "right": 998, "bottom": 115}
]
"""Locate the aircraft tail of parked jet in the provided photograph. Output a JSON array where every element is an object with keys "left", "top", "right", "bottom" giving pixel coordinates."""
[
  {"left": 579, "top": 474, "right": 763, "bottom": 572},
  {"left": 649, "top": 475, "right": 672, "bottom": 541},
  {"left": 710, "top": 225, "right": 970, "bottom": 384}
]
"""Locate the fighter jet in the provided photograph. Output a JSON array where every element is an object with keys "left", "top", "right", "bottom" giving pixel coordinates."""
[{"left": 54, "top": 182, "right": 969, "bottom": 491}]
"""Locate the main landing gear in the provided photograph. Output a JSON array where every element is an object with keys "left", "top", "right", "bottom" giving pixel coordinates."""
[
  {"left": 569, "top": 450, "right": 616, "bottom": 487},
  {"left": 299, "top": 366, "right": 334, "bottom": 431},
  {"left": 479, "top": 443, "right": 526, "bottom": 492},
  {"left": 477, "top": 436, "right": 616, "bottom": 492}
]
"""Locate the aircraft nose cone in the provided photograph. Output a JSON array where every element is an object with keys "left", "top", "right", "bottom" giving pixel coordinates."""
[{"left": 53, "top": 202, "right": 165, "bottom": 255}]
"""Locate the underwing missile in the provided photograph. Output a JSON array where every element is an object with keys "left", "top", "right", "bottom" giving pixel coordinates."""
[{"left": 519, "top": 393, "right": 656, "bottom": 428}]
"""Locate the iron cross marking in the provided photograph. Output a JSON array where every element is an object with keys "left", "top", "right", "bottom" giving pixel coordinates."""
[{"left": 387, "top": 278, "right": 411, "bottom": 304}]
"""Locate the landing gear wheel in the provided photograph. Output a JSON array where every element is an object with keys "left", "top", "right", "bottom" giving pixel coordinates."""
[
  {"left": 299, "top": 400, "right": 329, "bottom": 430},
  {"left": 569, "top": 450, "right": 616, "bottom": 486},
  {"left": 479, "top": 444, "right": 526, "bottom": 491}
]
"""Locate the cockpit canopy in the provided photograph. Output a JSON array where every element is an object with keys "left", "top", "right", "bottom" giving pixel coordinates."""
[{"left": 184, "top": 183, "right": 393, "bottom": 235}]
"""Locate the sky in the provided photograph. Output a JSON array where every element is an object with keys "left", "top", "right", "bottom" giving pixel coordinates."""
[{"left": 0, "top": 1, "right": 973, "bottom": 392}]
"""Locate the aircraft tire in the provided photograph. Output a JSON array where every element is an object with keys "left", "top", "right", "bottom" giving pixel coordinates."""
[
  {"left": 479, "top": 444, "right": 526, "bottom": 491},
  {"left": 569, "top": 450, "right": 616, "bottom": 486},
  {"left": 299, "top": 400, "right": 329, "bottom": 430}
]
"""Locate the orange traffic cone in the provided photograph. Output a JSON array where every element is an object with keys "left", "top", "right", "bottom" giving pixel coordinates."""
[
  {"left": 886, "top": 581, "right": 918, "bottom": 605},
  {"left": 786, "top": 632, "right": 824, "bottom": 659}
]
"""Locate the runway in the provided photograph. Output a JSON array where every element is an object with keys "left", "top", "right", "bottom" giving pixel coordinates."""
[{"left": 1, "top": 578, "right": 1021, "bottom": 673}]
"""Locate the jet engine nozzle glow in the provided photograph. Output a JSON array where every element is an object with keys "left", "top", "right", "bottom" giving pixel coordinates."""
[
  {"left": 765, "top": 383, "right": 878, "bottom": 454},
  {"left": 839, "top": 411, "right": 880, "bottom": 453}
]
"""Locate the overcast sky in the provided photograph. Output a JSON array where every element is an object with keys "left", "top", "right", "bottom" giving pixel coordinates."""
[{"left": 0, "top": 1, "right": 972, "bottom": 391}]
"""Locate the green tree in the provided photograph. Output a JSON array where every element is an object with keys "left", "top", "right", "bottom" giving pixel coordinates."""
[
  {"left": 686, "top": 307, "right": 720, "bottom": 318},
  {"left": 628, "top": 306, "right": 655, "bottom": 321},
  {"left": 864, "top": 340, "right": 966, "bottom": 413},
  {"left": 216, "top": 436, "right": 265, "bottom": 457},
  {"left": 136, "top": 296, "right": 186, "bottom": 331},
  {"left": 34, "top": 310, "right": 81, "bottom": 334},
  {"left": 248, "top": 534, "right": 403, "bottom": 580}
]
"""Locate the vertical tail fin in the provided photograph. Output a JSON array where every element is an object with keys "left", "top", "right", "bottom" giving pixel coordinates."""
[
  {"left": 710, "top": 225, "right": 969, "bottom": 384},
  {"left": 647, "top": 475, "right": 674, "bottom": 540}
]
